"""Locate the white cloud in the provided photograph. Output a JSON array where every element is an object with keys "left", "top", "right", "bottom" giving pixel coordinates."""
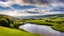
[
  {"left": 0, "top": 8, "right": 63, "bottom": 16},
  {"left": 0, "top": 0, "right": 14, "bottom": 7},
  {"left": 0, "top": 0, "right": 64, "bottom": 11},
  {"left": 50, "top": 3, "right": 64, "bottom": 7},
  {"left": 0, "top": 0, "right": 64, "bottom": 8},
  {"left": 22, "top": 8, "right": 50, "bottom": 13},
  {"left": 0, "top": 0, "right": 49, "bottom": 7},
  {"left": 13, "top": 0, "right": 48, "bottom": 7},
  {"left": 12, "top": 0, "right": 64, "bottom": 7},
  {"left": 0, "top": 0, "right": 64, "bottom": 17}
]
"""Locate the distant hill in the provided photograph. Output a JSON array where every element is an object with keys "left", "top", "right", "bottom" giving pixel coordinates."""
[
  {"left": 15, "top": 14, "right": 64, "bottom": 19},
  {"left": 0, "top": 14, "right": 20, "bottom": 20}
]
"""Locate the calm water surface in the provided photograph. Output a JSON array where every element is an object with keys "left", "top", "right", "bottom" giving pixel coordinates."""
[{"left": 19, "top": 23, "right": 64, "bottom": 36}]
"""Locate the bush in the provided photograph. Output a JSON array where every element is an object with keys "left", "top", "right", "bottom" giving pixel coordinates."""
[
  {"left": 13, "top": 22, "right": 24, "bottom": 29},
  {"left": 6, "top": 18, "right": 11, "bottom": 24},
  {"left": 13, "top": 24, "right": 19, "bottom": 29},
  {"left": 45, "top": 20, "right": 53, "bottom": 22},
  {"left": 0, "top": 19, "right": 10, "bottom": 27}
]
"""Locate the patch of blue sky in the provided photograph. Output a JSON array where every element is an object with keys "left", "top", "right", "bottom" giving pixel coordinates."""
[
  {"left": 0, "top": 0, "right": 8, "bottom": 2},
  {"left": 0, "top": 6, "right": 11, "bottom": 11},
  {"left": 11, "top": 4, "right": 38, "bottom": 10}
]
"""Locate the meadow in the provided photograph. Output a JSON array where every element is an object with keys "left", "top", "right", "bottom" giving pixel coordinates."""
[
  {"left": 0, "top": 14, "right": 64, "bottom": 36},
  {"left": 26, "top": 16, "right": 64, "bottom": 32},
  {"left": 0, "top": 14, "right": 40, "bottom": 36}
]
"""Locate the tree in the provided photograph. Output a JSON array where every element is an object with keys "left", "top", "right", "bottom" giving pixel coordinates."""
[{"left": 0, "top": 19, "right": 10, "bottom": 27}]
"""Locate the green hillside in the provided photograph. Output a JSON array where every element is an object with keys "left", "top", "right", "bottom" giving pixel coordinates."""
[
  {"left": 0, "top": 26, "right": 39, "bottom": 36},
  {"left": 0, "top": 14, "right": 40, "bottom": 36}
]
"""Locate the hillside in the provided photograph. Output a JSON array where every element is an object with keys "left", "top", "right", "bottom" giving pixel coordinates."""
[
  {"left": 0, "top": 14, "right": 40, "bottom": 36},
  {"left": 0, "top": 26, "right": 39, "bottom": 36}
]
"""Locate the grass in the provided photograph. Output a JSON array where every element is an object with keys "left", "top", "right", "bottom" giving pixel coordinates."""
[
  {"left": 0, "top": 15, "right": 41, "bottom": 36},
  {"left": 13, "top": 20, "right": 24, "bottom": 25},
  {"left": 26, "top": 19, "right": 55, "bottom": 26},
  {"left": 51, "top": 23, "right": 64, "bottom": 32},
  {"left": 0, "top": 26, "right": 40, "bottom": 36},
  {"left": 0, "top": 14, "right": 64, "bottom": 36},
  {"left": 25, "top": 16, "right": 64, "bottom": 32}
]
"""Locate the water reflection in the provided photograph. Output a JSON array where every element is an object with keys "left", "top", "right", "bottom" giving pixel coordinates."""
[{"left": 19, "top": 23, "right": 64, "bottom": 36}]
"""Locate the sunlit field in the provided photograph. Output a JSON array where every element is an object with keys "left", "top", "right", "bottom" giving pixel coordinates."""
[
  {"left": 0, "top": 14, "right": 40, "bottom": 36},
  {"left": 25, "top": 15, "right": 64, "bottom": 32}
]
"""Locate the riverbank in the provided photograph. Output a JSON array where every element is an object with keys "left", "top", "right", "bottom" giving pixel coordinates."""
[
  {"left": 0, "top": 26, "right": 40, "bottom": 36},
  {"left": 25, "top": 16, "right": 64, "bottom": 32},
  {"left": 0, "top": 14, "right": 40, "bottom": 36}
]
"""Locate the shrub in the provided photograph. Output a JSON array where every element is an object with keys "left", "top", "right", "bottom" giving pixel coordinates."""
[{"left": 0, "top": 19, "right": 10, "bottom": 27}]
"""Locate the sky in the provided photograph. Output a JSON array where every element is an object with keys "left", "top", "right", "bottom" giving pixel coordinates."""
[{"left": 0, "top": 0, "right": 64, "bottom": 16}]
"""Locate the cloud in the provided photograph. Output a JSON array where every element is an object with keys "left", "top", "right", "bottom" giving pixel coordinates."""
[
  {"left": 0, "top": 0, "right": 48, "bottom": 10},
  {"left": 13, "top": 0, "right": 64, "bottom": 7},
  {"left": 13, "top": 0, "right": 49, "bottom": 7},
  {"left": 0, "top": 0, "right": 64, "bottom": 16},
  {"left": 59, "top": 0, "right": 64, "bottom": 3},
  {"left": 23, "top": 8, "right": 50, "bottom": 13},
  {"left": 0, "top": 9, "right": 64, "bottom": 16},
  {"left": 0, "top": 0, "right": 64, "bottom": 9},
  {"left": 0, "top": 0, "right": 14, "bottom": 7}
]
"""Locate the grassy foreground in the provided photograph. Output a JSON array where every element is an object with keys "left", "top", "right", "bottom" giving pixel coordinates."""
[
  {"left": 26, "top": 16, "right": 64, "bottom": 32},
  {"left": 0, "top": 26, "right": 40, "bottom": 36},
  {"left": 0, "top": 14, "right": 40, "bottom": 36}
]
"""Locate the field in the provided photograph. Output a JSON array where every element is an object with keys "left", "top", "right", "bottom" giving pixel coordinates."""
[
  {"left": 0, "top": 14, "right": 40, "bottom": 36},
  {"left": 26, "top": 16, "right": 64, "bottom": 32},
  {"left": 0, "top": 14, "right": 64, "bottom": 36},
  {"left": 0, "top": 26, "right": 40, "bottom": 36}
]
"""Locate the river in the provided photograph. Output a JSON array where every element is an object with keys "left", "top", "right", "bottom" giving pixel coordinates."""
[{"left": 19, "top": 23, "right": 64, "bottom": 36}]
